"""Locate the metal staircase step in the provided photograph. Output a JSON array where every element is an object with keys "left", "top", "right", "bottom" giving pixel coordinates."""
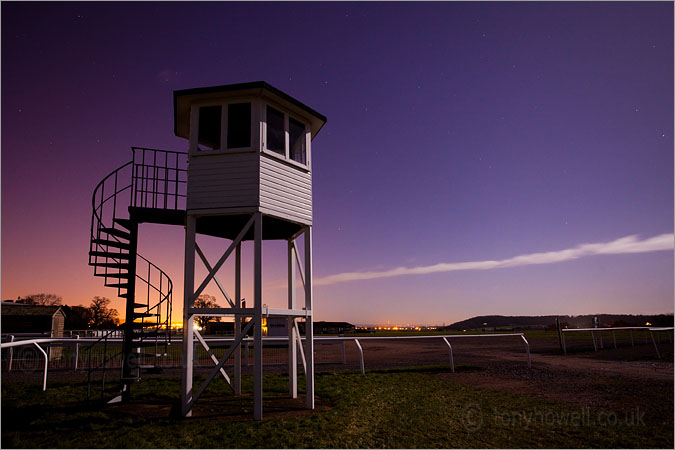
[
  {"left": 92, "top": 239, "right": 131, "bottom": 250},
  {"left": 93, "top": 262, "right": 130, "bottom": 269},
  {"left": 105, "top": 283, "right": 129, "bottom": 289},
  {"left": 133, "top": 302, "right": 148, "bottom": 308},
  {"left": 113, "top": 218, "right": 133, "bottom": 231},
  {"left": 95, "top": 272, "right": 132, "bottom": 279},
  {"left": 133, "top": 312, "right": 160, "bottom": 318},
  {"left": 101, "top": 227, "right": 132, "bottom": 240},
  {"left": 89, "top": 251, "right": 131, "bottom": 260}
]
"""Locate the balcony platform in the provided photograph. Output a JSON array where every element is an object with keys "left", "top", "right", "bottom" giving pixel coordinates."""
[{"left": 128, "top": 207, "right": 304, "bottom": 241}]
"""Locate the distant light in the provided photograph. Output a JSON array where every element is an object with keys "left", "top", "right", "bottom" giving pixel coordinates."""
[{"left": 645, "top": 322, "right": 652, "bottom": 326}]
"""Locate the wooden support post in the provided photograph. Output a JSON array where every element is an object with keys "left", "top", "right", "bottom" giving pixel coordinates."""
[
  {"left": 288, "top": 239, "right": 297, "bottom": 398},
  {"left": 181, "top": 215, "right": 196, "bottom": 417},
  {"left": 304, "top": 226, "right": 315, "bottom": 410},
  {"left": 233, "top": 243, "right": 242, "bottom": 395},
  {"left": 253, "top": 213, "right": 263, "bottom": 420}
]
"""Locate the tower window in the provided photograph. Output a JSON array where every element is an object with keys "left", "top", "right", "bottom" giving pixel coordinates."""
[
  {"left": 289, "top": 117, "right": 306, "bottom": 164},
  {"left": 227, "top": 103, "right": 251, "bottom": 149},
  {"left": 198, "top": 105, "right": 221, "bottom": 151},
  {"left": 266, "top": 106, "right": 285, "bottom": 155}
]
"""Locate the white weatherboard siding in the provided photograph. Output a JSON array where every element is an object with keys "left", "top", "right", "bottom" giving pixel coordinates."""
[
  {"left": 187, "top": 153, "right": 259, "bottom": 211},
  {"left": 259, "top": 154, "right": 312, "bottom": 225}
]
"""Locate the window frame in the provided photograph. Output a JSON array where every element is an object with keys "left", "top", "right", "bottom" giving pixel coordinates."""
[
  {"left": 261, "top": 102, "right": 311, "bottom": 171},
  {"left": 188, "top": 98, "right": 258, "bottom": 156}
]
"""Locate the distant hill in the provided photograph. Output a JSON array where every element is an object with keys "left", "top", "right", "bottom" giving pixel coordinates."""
[{"left": 444, "top": 314, "right": 674, "bottom": 331}]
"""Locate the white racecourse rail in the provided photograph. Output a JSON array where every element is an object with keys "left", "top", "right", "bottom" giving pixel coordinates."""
[
  {"left": 560, "top": 326, "right": 674, "bottom": 357},
  {"left": 1, "top": 333, "right": 531, "bottom": 391}
]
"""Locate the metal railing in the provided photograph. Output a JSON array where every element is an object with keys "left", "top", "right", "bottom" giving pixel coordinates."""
[
  {"left": 88, "top": 160, "right": 133, "bottom": 280},
  {"left": 131, "top": 147, "right": 187, "bottom": 210}
]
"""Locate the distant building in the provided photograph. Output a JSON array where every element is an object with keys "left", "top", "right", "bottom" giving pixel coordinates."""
[
  {"left": 313, "top": 321, "right": 355, "bottom": 335},
  {"left": 266, "top": 317, "right": 288, "bottom": 337},
  {"left": 1, "top": 302, "right": 67, "bottom": 359},
  {"left": 1, "top": 302, "right": 66, "bottom": 336},
  {"left": 204, "top": 318, "right": 355, "bottom": 336},
  {"left": 204, "top": 320, "right": 255, "bottom": 337},
  {"left": 204, "top": 321, "right": 234, "bottom": 335}
]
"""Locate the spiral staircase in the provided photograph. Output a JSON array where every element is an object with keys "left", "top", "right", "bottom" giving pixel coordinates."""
[{"left": 87, "top": 147, "right": 187, "bottom": 400}]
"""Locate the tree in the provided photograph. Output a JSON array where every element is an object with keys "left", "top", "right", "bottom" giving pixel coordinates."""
[
  {"left": 193, "top": 294, "right": 221, "bottom": 329},
  {"left": 22, "top": 293, "right": 63, "bottom": 306},
  {"left": 61, "top": 305, "right": 93, "bottom": 330},
  {"left": 88, "top": 296, "right": 119, "bottom": 329}
]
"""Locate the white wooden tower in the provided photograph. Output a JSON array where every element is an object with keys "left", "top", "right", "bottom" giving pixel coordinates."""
[{"left": 174, "top": 82, "right": 326, "bottom": 419}]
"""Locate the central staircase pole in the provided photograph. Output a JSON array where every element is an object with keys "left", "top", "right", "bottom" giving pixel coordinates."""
[{"left": 121, "top": 221, "right": 139, "bottom": 400}]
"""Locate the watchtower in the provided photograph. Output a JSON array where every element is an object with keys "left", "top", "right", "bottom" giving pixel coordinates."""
[{"left": 174, "top": 82, "right": 326, "bottom": 419}]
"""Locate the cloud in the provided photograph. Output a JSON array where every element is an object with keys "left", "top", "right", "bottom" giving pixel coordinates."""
[{"left": 314, "top": 233, "right": 673, "bottom": 286}]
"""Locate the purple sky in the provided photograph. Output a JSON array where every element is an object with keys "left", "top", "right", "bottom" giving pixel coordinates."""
[{"left": 2, "top": 2, "right": 673, "bottom": 326}]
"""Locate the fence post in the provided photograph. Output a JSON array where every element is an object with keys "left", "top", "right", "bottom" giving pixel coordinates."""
[
  {"left": 74, "top": 336, "right": 80, "bottom": 370},
  {"left": 7, "top": 335, "right": 15, "bottom": 371},
  {"left": 649, "top": 330, "right": 661, "bottom": 359},
  {"left": 556, "top": 318, "right": 564, "bottom": 354},
  {"left": 354, "top": 339, "right": 365, "bottom": 375},
  {"left": 441, "top": 337, "right": 455, "bottom": 373},
  {"left": 34, "top": 343, "right": 48, "bottom": 391},
  {"left": 340, "top": 334, "right": 346, "bottom": 364}
]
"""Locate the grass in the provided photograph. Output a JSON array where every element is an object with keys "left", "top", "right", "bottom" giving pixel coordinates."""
[{"left": 2, "top": 366, "right": 672, "bottom": 448}]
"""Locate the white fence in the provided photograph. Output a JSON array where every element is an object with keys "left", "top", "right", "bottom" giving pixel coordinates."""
[
  {"left": 1, "top": 333, "right": 531, "bottom": 391},
  {"left": 560, "top": 326, "right": 674, "bottom": 357}
]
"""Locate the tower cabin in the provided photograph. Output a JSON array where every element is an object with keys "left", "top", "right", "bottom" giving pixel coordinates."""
[{"left": 173, "top": 82, "right": 326, "bottom": 239}]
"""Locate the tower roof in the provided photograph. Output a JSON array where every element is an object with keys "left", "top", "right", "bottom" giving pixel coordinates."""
[{"left": 173, "top": 81, "right": 327, "bottom": 141}]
